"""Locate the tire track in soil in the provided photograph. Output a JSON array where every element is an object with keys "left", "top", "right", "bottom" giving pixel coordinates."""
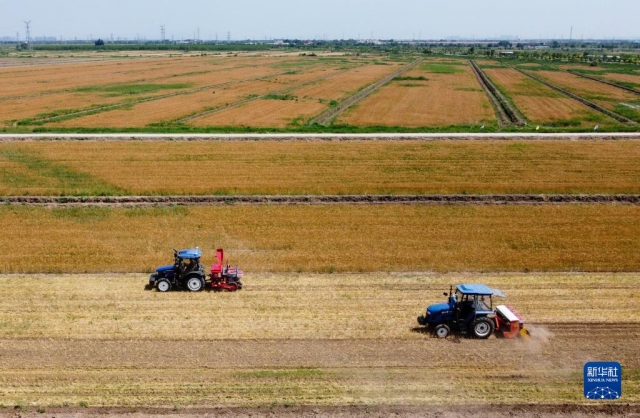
[{"left": 3, "top": 194, "right": 639, "bottom": 207}]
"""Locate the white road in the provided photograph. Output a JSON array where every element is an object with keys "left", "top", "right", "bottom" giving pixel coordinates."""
[{"left": 0, "top": 132, "right": 638, "bottom": 140}]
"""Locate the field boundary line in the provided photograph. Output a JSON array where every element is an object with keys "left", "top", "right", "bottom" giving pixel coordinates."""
[
  {"left": 308, "top": 59, "right": 423, "bottom": 126},
  {"left": 177, "top": 67, "right": 360, "bottom": 123},
  {"left": 1, "top": 133, "right": 640, "bottom": 141},
  {"left": 508, "top": 65, "right": 637, "bottom": 125},
  {"left": 3, "top": 194, "right": 639, "bottom": 207},
  {"left": 567, "top": 70, "right": 640, "bottom": 96},
  {"left": 20, "top": 71, "right": 294, "bottom": 125},
  {"left": 469, "top": 60, "right": 525, "bottom": 126}
]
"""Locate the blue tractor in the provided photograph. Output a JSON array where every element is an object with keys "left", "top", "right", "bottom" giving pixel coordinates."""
[
  {"left": 417, "top": 284, "right": 515, "bottom": 339},
  {"left": 147, "top": 248, "right": 207, "bottom": 292}
]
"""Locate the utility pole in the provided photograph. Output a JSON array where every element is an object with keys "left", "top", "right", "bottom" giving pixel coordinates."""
[
  {"left": 227, "top": 31, "right": 231, "bottom": 42},
  {"left": 570, "top": 26, "right": 573, "bottom": 41},
  {"left": 197, "top": 27, "right": 200, "bottom": 42},
  {"left": 160, "top": 25, "right": 165, "bottom": 42},
  {"left": 16, "top": 31, "right": 19, "bottom": 42},
  {"left": 24, "top": 21, "right": 31, "bottom": 49}
]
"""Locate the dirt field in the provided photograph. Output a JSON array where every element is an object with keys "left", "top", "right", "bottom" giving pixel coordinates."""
[
  {"left": 2, "top": 141, "right": 640, "bottom": 196},
  {"left": 338, "top": 62, "right": 495, "bottom": 127},
  {"left": 483, "top": 67, "right": 610, "bottom": 127},
  {"left": 0, "top": 205, "right": 638, "bottom": 273},
  {"left": 0, "top": 273, "right": 637, "bottom": 409}
]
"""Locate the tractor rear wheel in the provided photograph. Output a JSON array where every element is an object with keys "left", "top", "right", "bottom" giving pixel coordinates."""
[
  {"left": 186, "top": 276, "right": 205, "bottom": 292},
  {"left": 157, "top": 279, "right": 171, "bottom": 293},
  {"left": 472, "top": 317, "right": 495, "bottom": 339},
  {"left": 434, "top": 324, "right": 450, "bottom": 339}
]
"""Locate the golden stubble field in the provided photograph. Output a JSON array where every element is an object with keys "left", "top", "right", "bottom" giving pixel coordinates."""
[
  {"left": 338, "top": 62, "right": 496, "bottom": 127},
  {"left": 0, "top": 205, "right": 639, "bottom": 273},
  {"left": 2, "top": 140, "right": 640, "bottom": 196},
  {"left": 483, "top": 67, "right": 610, "bottom": 127},
  {"left": 0, "top": 273, "right": 638, "bottom": 408}
]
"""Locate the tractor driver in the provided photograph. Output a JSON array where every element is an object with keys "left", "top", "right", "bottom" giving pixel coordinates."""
[{"left": 184, "top": 258, "right": 198, "bottom": 273}]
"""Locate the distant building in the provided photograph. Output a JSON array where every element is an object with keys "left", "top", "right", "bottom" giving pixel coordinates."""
[{"left": 499, "top": 51, "right": 515, "bottom": 56}]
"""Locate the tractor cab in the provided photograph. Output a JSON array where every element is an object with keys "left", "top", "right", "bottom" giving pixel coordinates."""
[
  {"left": 148, "top": 248, "right": 207, "bottom": 293},
  {"left": 174, "top": 248, "right": 204, "bottom": 276},
  {"left": 418, "top": 284, "right": 507, "bottom": 339}
]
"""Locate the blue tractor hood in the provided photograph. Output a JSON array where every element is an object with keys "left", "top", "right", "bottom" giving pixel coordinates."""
[
  {"left": 427, "top": 302, "right": 451, "bottom": 314},
  {"left": 156, "top": 265, "right": 175, "bottom": 273}
]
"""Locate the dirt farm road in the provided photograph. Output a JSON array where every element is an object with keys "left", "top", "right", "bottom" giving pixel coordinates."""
[{"left": 0, "top": 132, "right": 639, "bottom": 142}]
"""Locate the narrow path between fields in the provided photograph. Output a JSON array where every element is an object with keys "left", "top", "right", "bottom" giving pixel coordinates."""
[
  {"left": 0, "top": 133, "right": 639, "bottom": 141},
  {"left": 3, "top": 194, "right": 639, "bottom": 207}
]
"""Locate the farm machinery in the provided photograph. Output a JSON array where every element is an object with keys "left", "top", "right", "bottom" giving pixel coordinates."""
[
  {"left": 146, "top": 248, "right": 243, "bottom": 292},
  {"left": 417, "top": 284, "right": 530, "bottom": 339}
]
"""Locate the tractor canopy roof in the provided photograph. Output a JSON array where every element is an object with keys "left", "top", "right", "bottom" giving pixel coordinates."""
[
  {"left": 178, "top": 248, "right": 203, "bottom": 260},
  {"left": 457, "top": 284, "right": 506, "bottom": 297}
]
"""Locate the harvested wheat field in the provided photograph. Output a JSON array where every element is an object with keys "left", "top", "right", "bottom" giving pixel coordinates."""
[
  {"left": 45, "top": 79, "right": 282, "bottom": 128},
  {"left": 483, "top": 67, "right": 612, "bottom": 127},
  {"left": 41, "top": 64, "right": 351, "bottom": 128},
  {"left": 0, "top": 205, "right": 638, "bottom": 273},
  {"left": 601, "top": 72, "right": 640, "bottom": 87},
  {"left": 0, "top": 56, "right": 237, "bottom": 98},
  {"left": 3, "top": 140, "right": 640, "bottom": 196},
  {"left": 535, "top": 70, "right": 640, "bottom": 118},
  {"left": 338, "top": 62, "right": 495, "bottom": 127},
  {"left": 290, "top": 63, "right": 403, "bottom": 101},
  {"left": 191, "top": 97, "right": 328, "bottom": 128},
  {"left": 1, "top": 56, "right": 355, "bottom": 127},
  {"left": 0, "top": 273, "right": 637, "bottom": 409}
]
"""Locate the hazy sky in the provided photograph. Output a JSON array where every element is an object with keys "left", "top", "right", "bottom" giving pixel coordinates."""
[{"left": 3, "top": 0, "right": 639, "bottom": 41}]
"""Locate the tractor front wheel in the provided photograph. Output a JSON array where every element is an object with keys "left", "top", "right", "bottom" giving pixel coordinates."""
[
  {"left": 472, "top": 317, "right": 495, "bottom": 339},
  {"left": 186, "top": 276, "right": 205, "bottom": 292},
  {"left": 434, "top": 324, "right": 450, "bottom": 339},
  {"left": 157, "top": 279, "right": 171, "bottom": 293}
]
